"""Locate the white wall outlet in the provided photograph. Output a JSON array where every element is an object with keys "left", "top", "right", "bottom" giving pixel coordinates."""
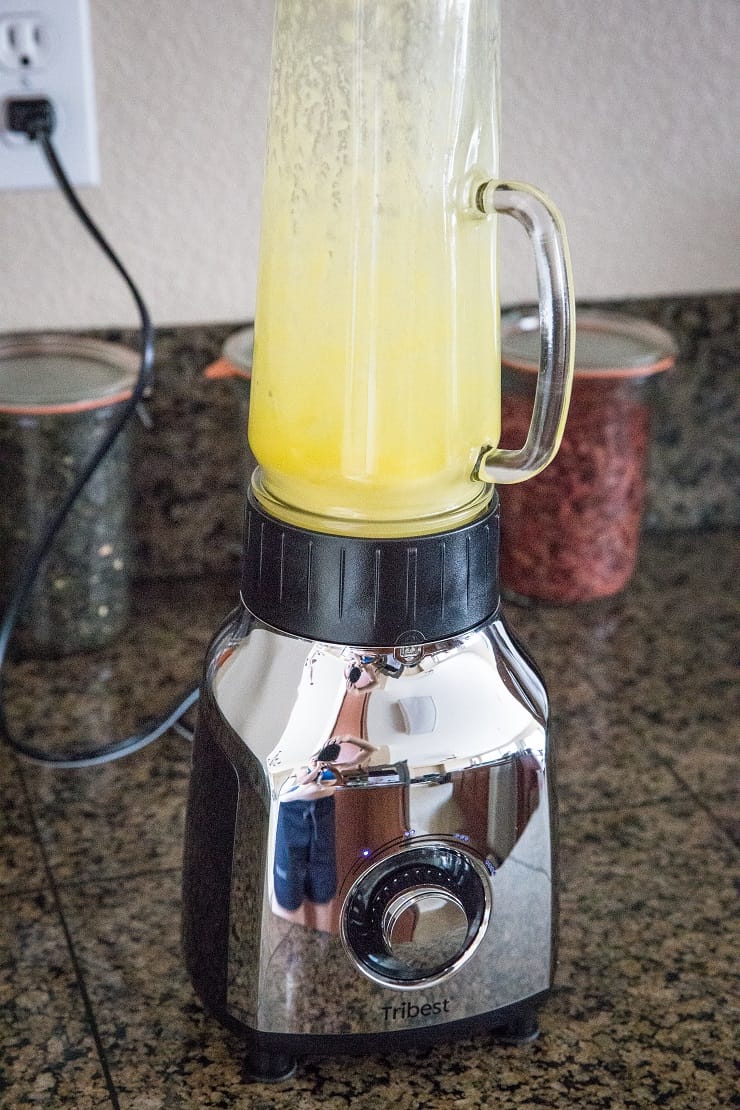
[{"left": 0, "top": 0, "right": 99, "bottom": 190}]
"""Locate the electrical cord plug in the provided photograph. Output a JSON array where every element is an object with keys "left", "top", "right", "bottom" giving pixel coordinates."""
[{"left": 6, "top": 95, "right": 56, "bottom": 139}]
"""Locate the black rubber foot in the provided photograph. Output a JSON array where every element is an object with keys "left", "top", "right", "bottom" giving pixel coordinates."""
[
  {"left": 243, "top": 1049, "right": 297, "bottom": 1083},
  {"left": 493, "top": 1010, "right": 541, "bottom": 1046}
]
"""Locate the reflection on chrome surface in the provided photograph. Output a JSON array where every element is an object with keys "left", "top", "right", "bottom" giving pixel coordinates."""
[{"left": 206, "top": 614, "right": 555, "bottom": 1034}]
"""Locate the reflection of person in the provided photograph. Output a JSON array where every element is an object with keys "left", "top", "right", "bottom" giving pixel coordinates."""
[
  {"left": 272, "top": 660, "right": 378, "bottom": 918},
  {"left": 279, "top": 736, "right": 377, "bottom": 799},
  {"left": 273, "top": 794, "right": 337, "bottom": 911},
  {"left": 273, "top": 737, "right": 376, "bottom": 912}
]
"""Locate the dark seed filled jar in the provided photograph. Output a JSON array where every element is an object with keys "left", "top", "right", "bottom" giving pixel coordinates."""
[
  {"left": 0, "top": 335, "right": 139, "bottom": 657},
  {"left": 498, "top": 310, "right": 676, "bottom": 604}
]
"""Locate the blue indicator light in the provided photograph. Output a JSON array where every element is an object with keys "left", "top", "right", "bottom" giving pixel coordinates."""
[{"left": 361, "top": 849, "right": 371, "bottom": 858}]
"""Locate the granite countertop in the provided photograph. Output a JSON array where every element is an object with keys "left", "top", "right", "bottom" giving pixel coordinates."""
[{"left": 0, "top": 529, "right": 737, "bottom": 1108}]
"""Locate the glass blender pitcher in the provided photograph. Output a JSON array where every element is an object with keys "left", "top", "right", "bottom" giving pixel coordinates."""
[
  {"left": 183, "top": 0, "right": 574, "bottom": 1081},
  {"left": 248, "top": 0, "right": 574, "bottom": 538}
]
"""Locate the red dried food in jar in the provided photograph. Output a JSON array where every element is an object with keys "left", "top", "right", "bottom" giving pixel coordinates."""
[
  {"left": 496, "top": 309, "right": 676, "bottom": 604},
  {"left": 499, "top": 383, "right": 651, "bottom": 602}
]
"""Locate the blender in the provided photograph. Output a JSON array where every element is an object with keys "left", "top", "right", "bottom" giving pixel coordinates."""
[{"left": 182, "top": 0, "right": 574, "bottom": 1080}]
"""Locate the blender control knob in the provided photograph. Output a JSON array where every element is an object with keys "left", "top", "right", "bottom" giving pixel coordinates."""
[
  {"left": 380, "top": 885, "right": 469, "bottom": 972},
  {"left": 341, "top": 843, "right": 491, "bottom": 988}
]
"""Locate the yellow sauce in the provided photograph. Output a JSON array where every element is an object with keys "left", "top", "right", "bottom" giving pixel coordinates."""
[{"left": 249, "top": 200, "right": 501, "bottom": 538}]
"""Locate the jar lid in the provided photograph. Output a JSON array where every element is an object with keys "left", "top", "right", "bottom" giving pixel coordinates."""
[
  {"left": 501, "top": 308, "right": 677, "bottom": 380},
  {"left": 0, "top": 335, "right": 140, "bottom": 415},
  {"left": 204, "top": 325, "right": 253, "bottom": 382},
  {"left": 223, "top": 326, "right": 253, "bottom": 376}
]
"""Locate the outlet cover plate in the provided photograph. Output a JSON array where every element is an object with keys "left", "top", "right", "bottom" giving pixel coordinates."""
[{"left": 0, "top": 0, "right": 99, "bottom": 190}]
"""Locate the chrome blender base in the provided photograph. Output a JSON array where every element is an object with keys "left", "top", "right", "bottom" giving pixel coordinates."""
[{"left": 182, "top": 499, "right": 558, "bottom": 1072}]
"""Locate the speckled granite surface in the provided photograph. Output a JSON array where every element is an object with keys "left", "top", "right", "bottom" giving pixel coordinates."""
[
  {"left": 0, "top": 529, "right": 736, "bottom": 1108},
  {"left": 581, "top": 293, "right": 738, "bottom": 532}
]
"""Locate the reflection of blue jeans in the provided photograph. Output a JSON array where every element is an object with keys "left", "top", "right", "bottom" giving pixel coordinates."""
[{"left": 273, "top": 796, "right": 337, "bottom": 911}]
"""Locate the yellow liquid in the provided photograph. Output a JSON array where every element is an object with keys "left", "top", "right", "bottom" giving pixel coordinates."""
[{"left": 249, "top": 200, "right": 501, "bottom": 538}]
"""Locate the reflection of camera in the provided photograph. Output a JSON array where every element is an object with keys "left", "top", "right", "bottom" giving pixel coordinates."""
[
  {"left": 316, "top": 740, "right": 342, "bottom": 762},
  {"left": 315, "top": 736, "right": 375, "bottom": 770}
]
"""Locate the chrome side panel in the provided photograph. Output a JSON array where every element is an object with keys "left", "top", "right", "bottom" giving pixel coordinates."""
[{"left": 203, "top": 614, "right": 555, "bottom": 1036}]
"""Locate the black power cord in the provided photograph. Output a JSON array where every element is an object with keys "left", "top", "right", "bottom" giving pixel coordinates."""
[{"left": 0, "top": 97, "right": 199, "bottom": 767}]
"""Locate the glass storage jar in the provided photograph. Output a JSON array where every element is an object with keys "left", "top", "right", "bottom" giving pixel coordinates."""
[
  {"left": 0, "top": 334, "right": 138, "bottom": 657},
  {"left": 498, "top": 310, "right": 676, "bottom": 604}
]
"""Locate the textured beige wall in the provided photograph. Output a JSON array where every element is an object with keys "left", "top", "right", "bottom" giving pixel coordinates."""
[{"left": 0, "top": 0, "right": 737, "bottom": 331}]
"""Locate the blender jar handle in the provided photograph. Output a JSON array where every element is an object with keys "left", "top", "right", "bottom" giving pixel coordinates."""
[{"left": 475, "top": 180, "right": 575, "bottom": 484}]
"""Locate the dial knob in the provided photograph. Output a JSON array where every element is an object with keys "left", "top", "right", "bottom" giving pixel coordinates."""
[
  {"left": 381, "top": 887, "right": 469, "bottom": 971},
  {"left": 341, "top": 843, "right": 491, "bottom": 988}
]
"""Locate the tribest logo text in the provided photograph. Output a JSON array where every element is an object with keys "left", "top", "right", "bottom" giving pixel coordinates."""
[{"left": 382, "top": 999, "right": 451, "bottom": 1022}]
